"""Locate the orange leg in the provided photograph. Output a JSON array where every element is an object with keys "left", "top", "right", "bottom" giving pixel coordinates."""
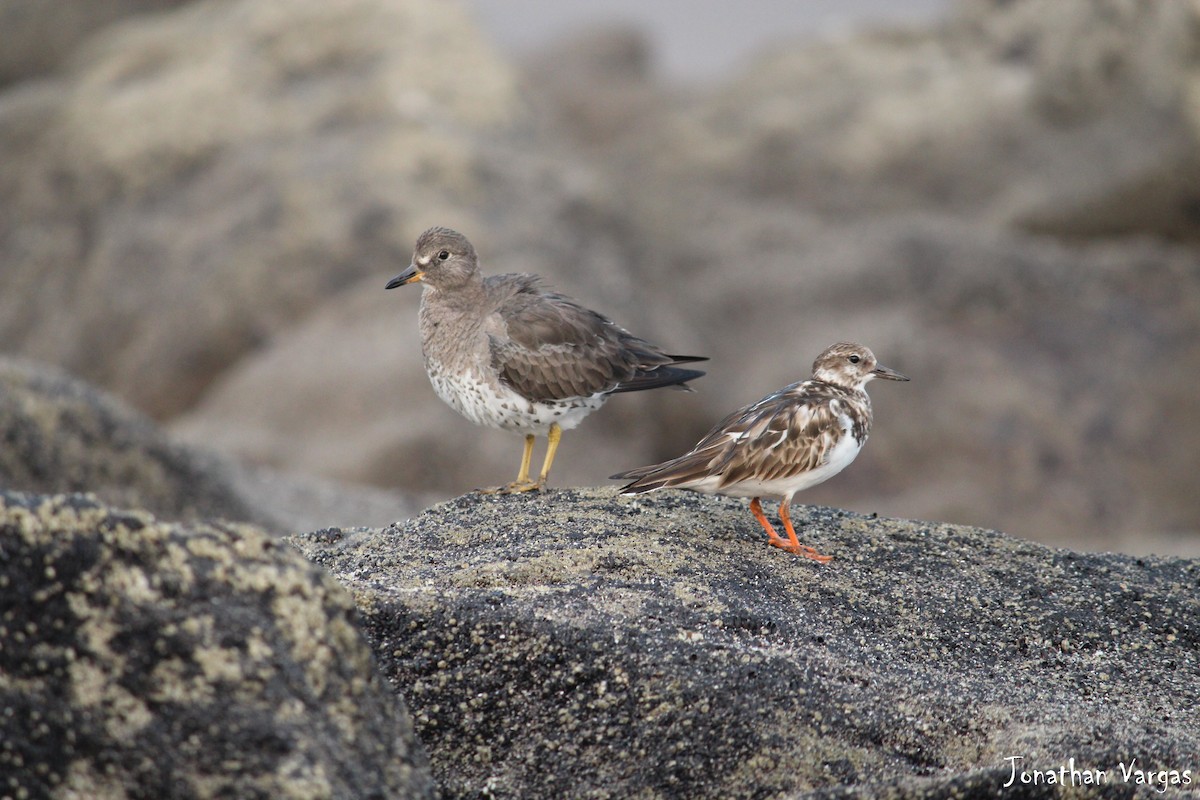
[
  {"left": 778, "top": 501, "right": 832, "bottom": 563},
  {"left": 749, "top": 497, "right": 793, "bottom": 551}
]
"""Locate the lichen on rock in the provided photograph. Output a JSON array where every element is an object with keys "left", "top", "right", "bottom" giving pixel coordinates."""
[
  {"left": 0, "top": 490, "right": 434, "bottom": 800},
  {"left": 291, "top": 487, "right": 1200, "bottom": 799}
]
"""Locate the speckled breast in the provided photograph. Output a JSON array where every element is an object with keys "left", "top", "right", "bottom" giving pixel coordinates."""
[{"left": 426, "top": 361, "right": 606, "bottom": 434}]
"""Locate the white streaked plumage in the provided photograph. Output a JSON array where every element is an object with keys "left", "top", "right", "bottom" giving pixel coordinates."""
[{"left": 613, "top": 342, "right": 908, "bottom": 561}]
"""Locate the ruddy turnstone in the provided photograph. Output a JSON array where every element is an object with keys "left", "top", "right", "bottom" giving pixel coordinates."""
[
  {"left": 612, "top": 342, "right": 907, "bottom": 561},
  {"left": 386, "top": 226, "right": 706, "bottom": 493}
]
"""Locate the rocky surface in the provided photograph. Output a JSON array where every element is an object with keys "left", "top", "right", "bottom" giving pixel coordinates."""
[
  {"left": 0, "top": 0, "right": 521, "bottom": 419},
  {"left": 0, "top": 356, "right": 259, "bottom": 525},
  {"left": 0, "top": 0, "right": 195, "bottom": 85},
  {"left": 638, "top": 0, "right": 1200, "bottom": 235},
  {"left": 0, "top": 490, "right": 434, "bottom": 799},
  {"left": 0, "top": 356, "right": 422, "bottom": 534},
  {"left": 291, "top": 488, "right": 1200, "bottom": 799},
  {"left": 1, "top": 0, "right": 1197, "bottom": 551}
]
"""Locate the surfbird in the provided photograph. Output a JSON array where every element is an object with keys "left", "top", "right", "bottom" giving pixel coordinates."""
[
  {"left": 612, "top": 342, "right": 907, "bottom": 561},
  {"left": 386, "top": 226, "right": 706, "bottom": 493}
]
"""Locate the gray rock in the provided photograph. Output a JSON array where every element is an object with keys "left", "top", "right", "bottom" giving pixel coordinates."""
[
  {"left": 0, "top": 357, "right": 260, "bottom": 525},
  {"left": 644, "top": 0, "right": 1200, "bottom": 236},
  {"left": 0, "top": 0, "right": 194, "bottom": 85},
  {"left": 290, "top": 488, "right": 1200, "bottom": 799},
  {"left": 0, "top": 490, "right": 434, "bottom": 799},
  {"left": 0, "top": 0, "right": 523, "bottom": 418},
  {"left": 0, "top": 356, "right": 424, "bottom": 535},
  {"left": 519, "top": 24, "right": 662, "bottom": 149}
]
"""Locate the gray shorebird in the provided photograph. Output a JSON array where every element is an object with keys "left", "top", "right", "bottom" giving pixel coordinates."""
[
  {"left": 386, "top": 226, "right": 706, "bottom": 493},
  {"left": 612, "top": 342, "right": 907, "bottom": 562}
]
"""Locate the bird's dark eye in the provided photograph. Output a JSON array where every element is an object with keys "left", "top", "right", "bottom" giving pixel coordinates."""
[
  {"left": 848, "top": 354, "right": 861, "bottom": 364},
  {"left": 437, "top": 250, "right": 450, "bottom": 261}
]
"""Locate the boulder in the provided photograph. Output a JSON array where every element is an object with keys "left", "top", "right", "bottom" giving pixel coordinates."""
[
  {"left": 0, "top": 357, "right": 259, "bottom": 525},
  {"left": 0, "top": 0, "right": 194, "bottom": 85},
  {"left": 0, "top": 356, "right": 423, "bottom": 534},
  {"left": 638, "top": 0, "right": 1200, "bottom": 236},
  {"left": 0, "top": 490, "right": 434, "bottom": 799},
  {"left": 290, "top": 488, "right": 1200, "bottom": 799},
  {"left": 0, "top": 0, "right": 521, "bottom": 418}
]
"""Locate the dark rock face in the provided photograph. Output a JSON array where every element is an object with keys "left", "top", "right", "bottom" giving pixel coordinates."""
[
  {"left": 0, "top": 491, "right": 434, "bottom": 800},
  {"left": 0, "top": 358, "right": 261, "bottom": 525},
  {"left": 291, "top": 488, "right": 1200, "bottom": 799},
  {"left": 0, "top": 0, "right": 194, "bottom": 85}
]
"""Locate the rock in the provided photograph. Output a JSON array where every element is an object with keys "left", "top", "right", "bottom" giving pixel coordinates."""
[
  {"left": 639, "top": 0, "right": 1200, "bottom": 236},
  {"left": 290, "top": 488, "right": 1200, "bottom": 799},
  {"left": 0, "top": 0, "right": 521, "bottom": 418},
  {"left": 0, "top": 490, "right": 435, "bottom": 799},
  {"left": 0, "top": 357, "right": 260, "bottom": 525},
  {"left": 519, "top": 24, "right": 663, "bottom": 149},
  {"left": 0, "top": 356, "right": 424, "bottom": 534},
  {"left": 0, "top": 0, "right": 194, "bottom": 85}
]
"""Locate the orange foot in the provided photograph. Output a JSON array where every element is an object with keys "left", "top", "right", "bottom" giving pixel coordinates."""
[
  {"left": 751, "top": 498, "right": 833, "bottom": 564},
  {"left": 767, "top": 537, "right": 833, "bottom": 563}
]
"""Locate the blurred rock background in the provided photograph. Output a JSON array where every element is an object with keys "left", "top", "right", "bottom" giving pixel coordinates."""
[{"left": 1, "top": 0, "right": 1197, "bottom": 554}]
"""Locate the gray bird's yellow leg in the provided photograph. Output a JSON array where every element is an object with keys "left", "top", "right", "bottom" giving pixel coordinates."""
[
  {"left": 534, "top": 422, "right": 563, "bottom": 489},
  {"left": 482, "top": 433, "right": 540, "bottom": 494},
  {"left": 515, "top": 433, "right": 535, "bottom": 485}
]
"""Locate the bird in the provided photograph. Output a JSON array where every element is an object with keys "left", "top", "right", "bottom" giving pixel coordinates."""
[
  {"left": 386, "top": 226, "right": 706, "bottom": 494},
  {"left": 612, "top": 342, "right": 908, "bottom": 562}
]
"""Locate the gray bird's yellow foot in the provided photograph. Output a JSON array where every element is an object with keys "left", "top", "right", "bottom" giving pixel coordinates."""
[{"left": 479, "top": 479, "right": 544, "bottom": 495}]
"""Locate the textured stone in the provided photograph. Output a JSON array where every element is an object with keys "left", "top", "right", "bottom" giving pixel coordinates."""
[
  {"left": 0, "top": 0, "right": 520, "bottom": 418},
  {"left": 290, "top": 488, "right": 1200, "bottom": 799},
  {"left": 0, "top": 357, "right": 259, "bottom": 525},
  {"left": 0, "top": 0, "right": 193, "bottom": 85},
  {"left": 0, "top": 491, "right": 434, "bottom": 800},
  {"left": 644, "top": 0, "right": 1200, "bottom": 235}
]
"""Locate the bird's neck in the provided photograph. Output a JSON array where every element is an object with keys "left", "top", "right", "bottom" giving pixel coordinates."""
[{"left": 425, "top": 277, "right": 487, "bottom": 311}]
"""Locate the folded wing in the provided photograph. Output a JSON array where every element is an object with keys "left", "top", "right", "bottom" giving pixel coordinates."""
[{"left": 487, "top": 275, "right": 705, "bottom": 403}]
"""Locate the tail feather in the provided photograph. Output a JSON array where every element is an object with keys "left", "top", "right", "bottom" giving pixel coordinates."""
[
  {"left": 663, "top": 354, "right": 708, "bottom": 365},
  {"left": 611, "top": 449, "right": 717, "bottom": 494},
  {"left": 610, "top": 365, "right": 706, "bottom": 394},
  {"left": 610, "top": 462, "right": 665, "bottom": 493}
]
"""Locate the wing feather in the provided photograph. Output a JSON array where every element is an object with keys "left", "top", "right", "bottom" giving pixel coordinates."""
[
  {"left": 615, "top": 381, "right": 849, "bottom": 492},
  {"left": 486, "top": 274, "right": 702, "bottom": 402}
]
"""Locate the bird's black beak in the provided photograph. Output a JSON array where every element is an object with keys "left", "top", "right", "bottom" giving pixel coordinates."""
[
  {"left": 385, "top": 264, "right": 424, "bottom": 289},
  {"left": 872, "top": 364, "right": 910, "bottom": 381}
]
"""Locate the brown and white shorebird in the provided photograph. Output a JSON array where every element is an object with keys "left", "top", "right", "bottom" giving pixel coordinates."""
[
  {"left": 612, "top": 342, "right": 908, "bottom": 562},
  {"left": 386, "top": 226, "right": 706, "bottom": 493}
]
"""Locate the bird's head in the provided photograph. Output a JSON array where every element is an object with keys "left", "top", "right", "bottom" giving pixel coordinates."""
[
  {"left": 386, "top": 227, "right": 480, "bottom": 292},
  {"left": 811, "top": 342, "right": 909, "bottom": 390}
]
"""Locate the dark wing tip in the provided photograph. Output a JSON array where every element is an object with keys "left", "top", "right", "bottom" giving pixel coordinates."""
[
  {"left": 615, "top": 479, "right": 664, "bottom": 495},
  {"left": 609, "top": 464, "right": 664, "bottom": 494},
  {"left": 608, "top": 366, "right": 706, "bottom": 395}
]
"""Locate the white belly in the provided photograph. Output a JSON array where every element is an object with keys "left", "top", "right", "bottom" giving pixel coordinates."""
[
  {"left": 689, "top": 430, "right": 864, "bottom": 501},
  {"left": 428, "top": 364, "right": 607, "bottom": 435}
]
